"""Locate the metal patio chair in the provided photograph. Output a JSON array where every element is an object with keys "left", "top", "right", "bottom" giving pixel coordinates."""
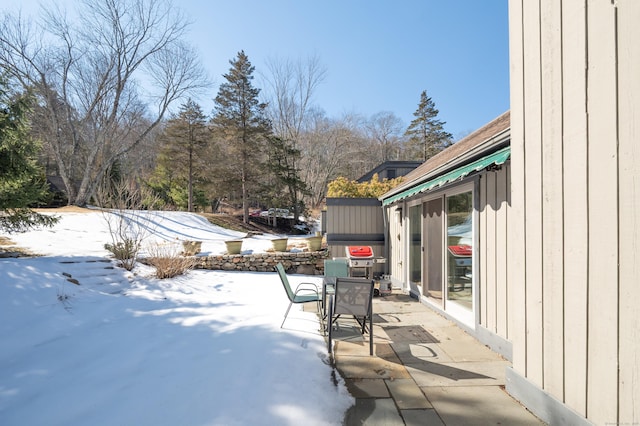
[
  {"left": 322, "top": 258, "right": 349, "bottom": 317},
  {"left": 275, "top": 263, "right": 322, "bottom": 329},
  {"left": 327, "top": 277, "right": 375, "bottom": 355}
]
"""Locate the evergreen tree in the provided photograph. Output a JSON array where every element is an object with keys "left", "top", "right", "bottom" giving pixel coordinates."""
[
  {"left": 404, "top": 90, "right": 453, "bottom": 161},
  {"left": 267, "top": 136, "right": 308, "bottom": 217},
  {"left": 0, "top": 77, "right": 57, "bottom": 232},
  {"left": 151, "top": 100, "right": 210, "bottom": 212},
  {"left": 211, "top": 51, "right": 271, "bottom": 223}
]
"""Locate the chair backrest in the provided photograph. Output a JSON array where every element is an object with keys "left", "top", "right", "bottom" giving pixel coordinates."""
[
  {"left": 333, "top": 277, "right": 374, "bottom": 317},
  {"left": 275, "top": 263, "right": 295, "bottom": 302},
  {"left": 324, "top": 258, "right": 349, "bottom": 278}
]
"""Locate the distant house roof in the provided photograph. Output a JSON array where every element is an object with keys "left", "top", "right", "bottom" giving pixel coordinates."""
[
  {"left": 357, "top": 160, "right": 423, "bottom": 182},
  {"left": 381, "top": 111, "right": 510, "bottom": 203}
]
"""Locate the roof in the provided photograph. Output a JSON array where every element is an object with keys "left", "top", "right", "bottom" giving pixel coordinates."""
[
  {"left": 357, "top": 160, "right": 423, "bottom": 182},
  {"left": 381, "top": 111, "right": 510, "bottom": 201}
]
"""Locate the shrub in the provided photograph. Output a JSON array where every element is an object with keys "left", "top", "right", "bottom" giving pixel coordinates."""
[
  {"left": 145, "top": 242, "right": 195, "bottom": 279},
  {"left": 327, "top": 173, "right": 404, "bottom": 198},
  {"left": 104, "top": 238, "right": 139, "bottom": 270}
]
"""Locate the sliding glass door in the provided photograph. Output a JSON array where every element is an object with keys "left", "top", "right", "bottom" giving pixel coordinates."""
[
  {"left": 446, "top": 189, "right": 474, "bottom": 315},
  {"left": 424, "top": 198, "right": 443, "bottom": 305},
  {"left": 408, "top": 204, "right": 422, "bottom": 292},
  {"left": 405, "top": 185, "right": 475, "bottom": 326}
]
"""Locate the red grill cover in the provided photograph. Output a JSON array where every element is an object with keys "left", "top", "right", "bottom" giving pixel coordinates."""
[
  {"left": 448, "top": 245, "right": 472, "bottom": 257},
  {"left": 347, "top": 246, "right": 373, "bottom": 258}
]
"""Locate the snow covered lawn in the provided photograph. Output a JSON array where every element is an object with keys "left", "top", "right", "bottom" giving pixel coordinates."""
[{"left": 0, "top": 210, "right": 353, "bottom": 425}]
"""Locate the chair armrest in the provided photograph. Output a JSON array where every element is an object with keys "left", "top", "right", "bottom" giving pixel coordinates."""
[{"left": 294, "top": 282, "right": 320, "bottom": 296}]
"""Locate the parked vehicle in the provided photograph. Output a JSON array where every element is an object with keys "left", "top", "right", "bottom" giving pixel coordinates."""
[{"left": 260, "top": 208, "right": 291, "bottom": 218}]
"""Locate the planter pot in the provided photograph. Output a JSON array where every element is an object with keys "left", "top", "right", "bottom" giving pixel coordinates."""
[
  {"left": 306, "top": 235, "right": 323, "bottom": 251},
  {"left": 271, "top": 238, "right": 288, "bottom": 252},
  {"left": 182, "top": 240, "right": 202, "bottom": 256},
  {"left": 225, "top": 240, "right": 243, "bottom": 255}
]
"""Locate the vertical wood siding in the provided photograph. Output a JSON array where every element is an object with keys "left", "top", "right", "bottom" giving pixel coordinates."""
[
  {"left": 540, "top": 0, "right": 565, "bottom": 401},
  {"left": 479, "top": 177, "right": 489, "bottom": 327},
  {"left": 617, "top": 1, "right": 640, "bottom": 423},
  {"left": 325, "top": 199, "right": 385, "bottom": 276},
  {"left": 326, "top": 202, "right": 384, "bottom": 235},
  {"left": 387, "top": 206, "right": 404, "bottom": 281},
  {"left": 478, "top": 167, "right": 511, "bottom": 340},
  {"left": 586, "top": 4, "right": 619, "bottom": 423},
  {"left": 495, "top": 165, "right": 509, "bottom": 338},
  {"left": 508, "top": 0, "right": 640, "bottom": 423},
  {"left": 507, "top": 0, "right": 528, "bottom": 376},
  {"left": 561, "top": 0, "right": 589, "bottom": 416},
  {"left": 522, "top": 0, "right": 545, "bottom": 388},
  {"left": 485, "top": 172, "right": 498, "bottom": 333}
]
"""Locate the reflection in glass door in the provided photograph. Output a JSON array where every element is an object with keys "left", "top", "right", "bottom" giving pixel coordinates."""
[
  {"left": 408, "top": 205, "right": 422, "bottom": 291},
  {"left": 446, "top": 191, "right": 473, "bottom": 311}
]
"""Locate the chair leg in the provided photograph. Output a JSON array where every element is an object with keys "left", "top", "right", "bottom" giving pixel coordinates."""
[
  {"left": 316, "top": 299, "right": 326, "bottom": 333},
  {"left": 368, "top": 314, "right": 373, "bottom": 355},
  {"left": 369, "top": 297, "right": 373, "bottom": 356},
  {"left": 327, "top": 298, "right": 333, "bottom": 353},
  {"left": 281, "top": 301, "right": 293, "bottom": 328}
]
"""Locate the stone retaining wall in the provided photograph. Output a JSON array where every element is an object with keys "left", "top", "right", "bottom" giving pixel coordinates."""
[{"left": 194, "top": 250, "right": 330, "bottom": 275}]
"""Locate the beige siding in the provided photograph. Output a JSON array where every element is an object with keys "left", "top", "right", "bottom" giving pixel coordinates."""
[
  {"left": 485, "top": 172, "right": 498, "bottom": 332},
  {"left": 540, "top": 0, "right": 565, "bottom": 400},
  {"left": 522, "top": 0, "right": 544, "bottom": 388},
  {"left": 387, "top": 206, "right": 404, "bottom": 281},
  {"left": 586, "top": 3, "right": 619, "bottom": 423},
  {"left": 561, "top": 0, "right": 588, "bottom": 416},
  {"left": 477, "top": 167, "right": 510, "bottom": 340},
  {"left": 495, "top": 165, "right": 509, "bottom": 338},
  {"left": 509, "top": 0, "right": 640, "bottom": 423},
  {"left": 507, "top": 0, "right": 527, "bottom": 375},
  {"left": 479, "top": 176, "right": 489, "bottom": 327},
  {"left": 618, "top": 1, "right": 640, "bottom": 422}
]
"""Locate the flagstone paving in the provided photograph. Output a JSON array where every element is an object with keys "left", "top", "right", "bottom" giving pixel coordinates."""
[{"left": 313, "top": 292, "right": 546, "bottom": 425}]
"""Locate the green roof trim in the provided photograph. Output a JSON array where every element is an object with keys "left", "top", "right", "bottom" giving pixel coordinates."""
[{"left": 382, "top": 146, "right": 511, "bottom": 206}]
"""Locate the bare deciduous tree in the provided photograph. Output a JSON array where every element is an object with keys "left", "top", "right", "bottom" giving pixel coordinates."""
[
  {"left": 365, "top": 111, "right": 405, "bottom": 162},
  {"left": 299, "top": 111, "right": 367, "bottom": 208},
  {"left": 263, "top": 54, "right": 326, "bottom": 144},
  {"left": 0, "top": 0, "right": 209, "bottom": 206},
  {"left": 262, "top": 54, "right": 326, "bottom": 217}
]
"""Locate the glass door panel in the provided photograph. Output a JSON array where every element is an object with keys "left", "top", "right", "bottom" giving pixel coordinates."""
[
  {"left": 408, "top": 205, "right": 422, "bottom": 291},
  {"left": 424, "top": 198, "right": 443, "bottom": 305},
  {"left": 446, "top": 191, "right": 473, "bottom": 310}
]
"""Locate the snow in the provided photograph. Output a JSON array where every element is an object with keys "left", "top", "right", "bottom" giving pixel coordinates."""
[{"left": 0, "top": 210, "right": 353, "bottom": 425}]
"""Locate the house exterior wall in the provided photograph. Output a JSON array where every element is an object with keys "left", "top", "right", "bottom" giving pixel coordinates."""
[
  {"left": 386, "top": 203, "right": 404, "bottom": 286},
  {"left": 508, "top": 1, "right": 640, "bottom": 424},
  {"left": 383, "top": 164, "right": 512, "bottom": 357},
  {"left": 478, "top": 164, "right": 511, "bottom": 342}
]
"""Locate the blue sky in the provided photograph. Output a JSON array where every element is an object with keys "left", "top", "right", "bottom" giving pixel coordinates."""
[
  {"left": 4, "top": 0, "right": 510, "bottom": 140},
  {"left": 181, "top": 1, "right": 511, "bottom": 140}
]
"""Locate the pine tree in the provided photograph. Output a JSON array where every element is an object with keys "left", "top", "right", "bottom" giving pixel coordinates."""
[
  {"left": 152, "top": 99, "right": 210, "bottom": 212},
  {"left": 0, "top": 77, "right": 57, "bottom": 232},
  {"left": 211, "top": 51, "right": 271, "bottom": 223},
  {"left": 404, "top": 90, "right": 453, "bottom": 161},
  {"left": 267, "top": 136, "right": 308, "bottom": 217}
]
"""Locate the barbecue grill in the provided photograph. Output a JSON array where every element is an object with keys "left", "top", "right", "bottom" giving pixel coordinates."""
[
  {"left": 345, "top": 245, "right": 385, "bottom": 279},
  {"left": 346, "top": 246, "right": 375, "bottom": 267}
]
